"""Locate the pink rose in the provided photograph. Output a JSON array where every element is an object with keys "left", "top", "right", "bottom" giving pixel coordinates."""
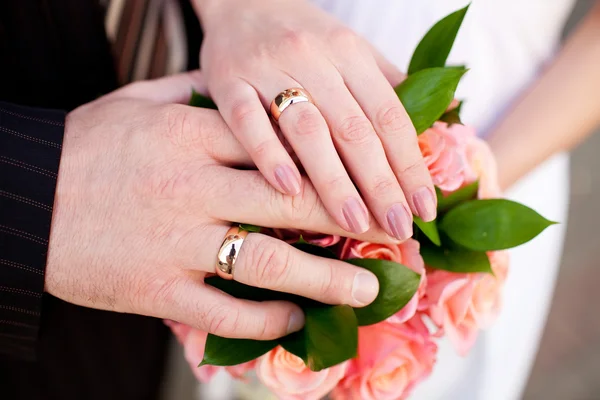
[
  {"left": 256, "top": 346, "right": 348, "bottom": 400},
  {"left": 332, "top": 317, "right": 436, "bottom": 400},
  {"left": 341, "top": 238, "right": 426, "bottom": 323},
  {"left": 419, "top": 122, "right": 501, "bottom": 198},
  {"left": 423, "top": 251, "right": 508, "bottom": 355},
  {"left": 271, "top": 229, "right": 340, "bottom": 247},
  {"left": 418, "top": 122, "right": 474, "bottom": 192}
]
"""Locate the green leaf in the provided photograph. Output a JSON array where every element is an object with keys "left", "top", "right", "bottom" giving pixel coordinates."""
[
  {"left": 205, "top": 277, "right": 281, "bottom": 302},
  {"left": 200, "top": 335, "right": 277, "bottom": 367},
  {"left": 297, "top": 235, "right": 309, "bottom": 245},
  {"left": 281, "top": 306, "right": 357, "bottom": 370},
  {"left": 189, "top": 89, "right": 217, "bottom": 109},
  {"left": 239, "top": 223, "right": 261, "bottom": 233},
  {"left": 346, "top": 258, "right": 421, "bottom": 326},
  {"left": 407, "top": 5, "right": 470, "bottom": 74},
  {"left": 303, "top": 305, "right": 358, "bottom": 371},
  {"left": 292, "top": 241, "right": 338, "bottom": 260},
  {"left": 439, "top": 199, "right": 557, "bottom": 251},
  {"left": 414, "top": 216, "right": 441, "bottom": 246},
  {"left": 439, "top": 101, "right": 464, "bottom": 126},
  {"left": 279, "top": 329, "right": 308, "bottom": 361},
  {"left": 205, "top": 276, "right": 320, "bottom": 308},
  {"left": 437, "top": 181, "right": 479, "bottom": 213},
  {"left": 421, "top": 244, "right": 492, "bottom": 273},
  {"left": 395, "top": 67, "right": 467, "bottom": 134}
]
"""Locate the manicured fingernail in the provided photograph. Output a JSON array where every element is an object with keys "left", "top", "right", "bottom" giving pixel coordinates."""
[
  {"left": 274, "top": 165, "right": 301, "bottom": 195},
  {"left": 342, "top": 198, "right": 370, "bottom": 234},
  {"left": 412, "top": 187, "right": 437, "bottom": 222},
  {"left": 287, "top": 309, "right": 305, "bottom": 334},
  {"left": 352, "top": 272, "right": 379, "bottom": 306},
  {"left": 387, "top": 203, "right": 413, "bottom": 240}
]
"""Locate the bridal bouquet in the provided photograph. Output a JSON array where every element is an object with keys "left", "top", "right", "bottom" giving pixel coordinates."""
[{"left": 167, "top": 6, "right": 555, "bottom": 399}]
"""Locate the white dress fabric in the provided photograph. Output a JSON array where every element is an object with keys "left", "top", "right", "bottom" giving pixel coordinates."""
[
  {"left": 198, "top": 1, "right": 575, "bottom": 399},
  {"left": 308, "top": 1, "right": 574, "bottom": 399}
]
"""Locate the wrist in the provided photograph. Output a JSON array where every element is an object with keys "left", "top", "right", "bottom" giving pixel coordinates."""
[
  {"left": 192, "top": 0, "right": 242, "bottom": 29},
  {"left": 192, "top": 0, "right": 294, "bottom": 31}
]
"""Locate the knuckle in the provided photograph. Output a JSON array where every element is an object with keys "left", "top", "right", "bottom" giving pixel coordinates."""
[
  {"left": 274, "top": 179, "right": 327, "bottom": 228},
  {"left": 335, "top": 115, "right": 374, "bottom": 145},
  {"left": 163, "top": 104, "right": 199, "bottom": 147},
  {"left": 229, "top": 99, "right": 257, "bottom": 129},
  {"left": 246, "top": 239, "right": 291, "bottom": 289},
  {"left": 135, "top": 161, "right": 194, "bottom": 200},
  {"left": 204, "top": 303, "right": 240, "bottom": 336},
  {"left": 289, "top": 179, "right": 321, "bottom": 224},
  {"left": 251, "top": 138, "right": 279, "bottom": 160},
  {"left": 324, "top": 175, "right": 348, "bottom": 192},
  {"left": 370, "top": 176, "right": 399, "bottom": 198},
  {"left": 127, "top": 271, "right": 179, "bottom": 315},
  {"left": 317, "top": 262, "right": 342, "bottom": 301},
  {"left": 328, "top": 27, "right": 359, "bottom": 49},
  {"left": 376, "top": 105, "right": 414, "bottom": 137},
  {"left": 276, "top": 177, "right": 318, "bottom": 225},
  {"left": 290, "top": 108, "right": 323, "bottom": 137},
  {"left": 398, "top": 157, "right": 425, "bottom": 176},
  {"left": 280, "top": 29, "right": 311, "bottom": 52},
  {"left": 259, "top": 315, "right": 282, "bottom": 339}
]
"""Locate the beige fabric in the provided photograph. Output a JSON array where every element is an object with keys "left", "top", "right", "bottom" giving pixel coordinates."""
[{"left": 103, "top": 0, "right": 187, "bottom": 84}]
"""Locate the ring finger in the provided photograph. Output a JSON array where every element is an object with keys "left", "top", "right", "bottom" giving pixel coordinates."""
[
  {"left": 173, "top": 225, "right": 379, "bottom": 308},
  {"left": 255, "top": 71, "right": 371, "bottom": 235},
  {"left": 270, "top": 64, "right": 414, "bottom": 240}
]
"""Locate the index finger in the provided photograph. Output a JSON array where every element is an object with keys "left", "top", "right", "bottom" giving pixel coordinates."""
[{"left": 204, "top": 167, "right": 397, "bottom": 244}]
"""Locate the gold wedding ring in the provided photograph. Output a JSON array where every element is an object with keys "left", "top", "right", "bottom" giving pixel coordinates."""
[
  {"left": 270, "top": 88, "right": 313, "bottom": 121},
  {"left": 215, "top": 227, "right": 248, "bottom": 280}
]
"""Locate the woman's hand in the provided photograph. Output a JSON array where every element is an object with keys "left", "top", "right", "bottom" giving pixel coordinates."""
[{"left": 193, "top": 0, "right": 436, "bottom": 241}]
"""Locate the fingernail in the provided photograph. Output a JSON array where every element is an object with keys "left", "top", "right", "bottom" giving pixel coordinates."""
[
  {"left": 386, "top": 203, "right": 413, "bottom": 240},
  {"left": 287, "top": 309, "right": 305, "bottom": 334},
  {"left": 412, "top": 187, "right": 437, "bottom": 222},
  {"left": 342, "top": 198, "right": 370, "bottom": 234},
  {"left": 352, "top": 272, "right": 379, "bottom": 306},
  {"left": 274, "top": 165, "right": 301, "bottom": 195}
]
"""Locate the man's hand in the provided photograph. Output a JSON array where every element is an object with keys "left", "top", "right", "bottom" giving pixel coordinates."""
[{"left": 46, "top": 71, "right": 392, "bottom": 340}]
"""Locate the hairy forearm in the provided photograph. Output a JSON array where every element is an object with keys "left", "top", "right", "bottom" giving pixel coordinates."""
[{"left": 487, "top": 3, "right": 600, "bottom": 190}]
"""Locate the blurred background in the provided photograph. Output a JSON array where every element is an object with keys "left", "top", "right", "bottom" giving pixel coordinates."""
[
  {"left": 102, "top": 0, "right": 600, "bottom": 398},
  {"left": 524, "top": 1, "right": 600, "bottom": 398}
]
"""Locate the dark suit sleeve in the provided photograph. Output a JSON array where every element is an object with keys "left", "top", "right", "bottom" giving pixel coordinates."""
[{"left": 0, "top": 101, "right": 65, "bottom": 359}]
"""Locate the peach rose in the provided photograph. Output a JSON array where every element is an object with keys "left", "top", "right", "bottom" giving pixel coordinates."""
[
  {"left": 418, "top": 122, "right": 475, "bottom": 192},
  {"left": 271, "top": 229, "right": 340, "bottom": 247},
  {"left": 164, "top": 319, "right": 192, "bottom": 344},
  {"left": 332, "top": 317, "right": 436, "bottom": 400},
  {"left": 471, "top": 251, "right": 509, "bottom": 328},
  {"left": 222, "top": 359, "right": 256, "bottom": 380},
  {"left": 172, "top": 326, "right": 220, "bottom": 382},
  {"left": 256, "top": 346, "right": 348, "bottom": 400},
  {"left": 165, "top": 322, "right": 256, "bottom": 382},
  {"left": 465, "top": 136, "right": 502, "bottom": 198},
  {"left": 423, "top": 251, "right": 508, "bottom": 355},
  {"left": 341, "top": 238, "right": 426, "bottom": 323}
]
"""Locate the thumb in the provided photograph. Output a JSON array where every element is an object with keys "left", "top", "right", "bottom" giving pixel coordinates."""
[{"left": 112, "top": 70, "right": 210, "bottom": 104}]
